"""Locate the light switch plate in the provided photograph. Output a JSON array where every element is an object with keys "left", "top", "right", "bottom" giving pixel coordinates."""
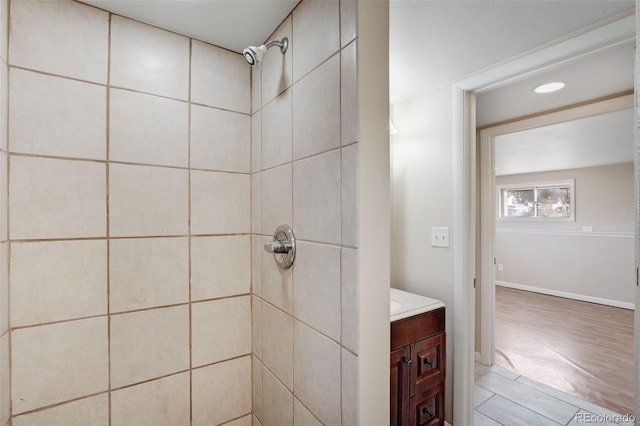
[{"left": 431, "top": 227, "right": 450, "bottom": 248}]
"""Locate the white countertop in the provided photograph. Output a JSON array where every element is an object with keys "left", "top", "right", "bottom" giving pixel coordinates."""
[{"left": 390, "top": 288, "right": 445, "bottom": 322}]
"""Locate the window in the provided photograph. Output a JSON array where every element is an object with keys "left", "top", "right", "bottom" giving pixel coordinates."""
[{"left": 497, "top": 180, "right": 574, "bottom": 220}]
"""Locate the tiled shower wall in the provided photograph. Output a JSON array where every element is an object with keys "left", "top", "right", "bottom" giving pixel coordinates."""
[
  {"left": 0, "top": 0, "right": 8, "bottom": 425},
  {"left": 4, "top": 0, "right": 253, "bottom": 424},
  {"left": 251, "top": 1, "right": 360, "bottom": 425}
]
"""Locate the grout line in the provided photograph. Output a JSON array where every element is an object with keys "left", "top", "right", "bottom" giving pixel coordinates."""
[
  {"left": 105, "top": 10, "right": 113, "bottom": 425},
  {"left": 9, "top": 233, "right": 253, "bottom": 244},
  {"left": 5, "top": 1, "right": 11, "bottom": 422},
  {"left": 10, "top": 390, "right": 111, "bottom": 419},
  {"left": 187, "top": 37, "right": 193, "bottom": 426}
]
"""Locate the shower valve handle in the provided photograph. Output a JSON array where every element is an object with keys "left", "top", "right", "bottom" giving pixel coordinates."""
[{"left": 264, "top": 240, "right": 292, "bottom": 254}]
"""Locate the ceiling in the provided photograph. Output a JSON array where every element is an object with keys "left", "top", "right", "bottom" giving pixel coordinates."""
[{"left": 494, "top": 107, "right": 634, "bottom": 176}]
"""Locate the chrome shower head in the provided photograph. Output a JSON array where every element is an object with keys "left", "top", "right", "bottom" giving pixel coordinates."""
[{"left": 243, "top": 37, "right": 288, "bottom": 67}]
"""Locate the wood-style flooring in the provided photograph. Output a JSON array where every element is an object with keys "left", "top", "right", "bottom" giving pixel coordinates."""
[{"left": 494, "top": 286, "right": 634, "bottom": 416}]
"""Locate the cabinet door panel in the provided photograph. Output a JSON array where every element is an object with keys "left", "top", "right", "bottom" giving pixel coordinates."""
[
  {"left": 410, "top": 381, "right": 444, "bottom": 426},
  {"left": 391, "top": 347, "right": 411, "bottom": 426},
  {"left": 410, "top": 333, "right": 445, "bottom": 396}
]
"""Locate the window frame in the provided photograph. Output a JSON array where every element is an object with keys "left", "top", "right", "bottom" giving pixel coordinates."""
[{"left": 496, "top": 179, "right": 575, "bottom": 222}]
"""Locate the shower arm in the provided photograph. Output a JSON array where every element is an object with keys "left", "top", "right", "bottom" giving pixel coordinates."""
[{"left": 265, "top": 38, "right": 288, "bottom": 54}]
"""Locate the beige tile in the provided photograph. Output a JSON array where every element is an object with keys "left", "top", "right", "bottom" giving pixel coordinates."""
[
  {"left": 292, "top": 54, "right": 340, "bottom": 160},
  {"left": 9, "top": 0, "right": 108, "bottom": 83},
  {"left": 11, "top": 240, "right": 107, "bottom": 327},
  {"left": 253, "top": 415, "right": 263, "bottom": 426},
  {"left": 261, "top": 164, "right": 292, "bottom": 235},
  {"left": 262, "top": 89, "right": 292, "bottom": 170},
  {"left": 341, "top": 42, "right": 359, "bottom": 146},
  {"left": 0, "top": 0, "right": 7, "bottom": 62},
  {"left": 252, "top": 296, "right": 263, "bottom": 359},
  {"left": 294, "top": 399, "right": 322, "bottom": 426},
  {"left": 111, "top": 373, "right": 189, "bottom": 426},
  {"left": 192, "top": 356, "right": 251, "bottom": 425},
  {"left": 10, "top": 156, "right": 106, "bottom": 239},
  {"left": 341, "top": 248, "right": 359, "bottom": 353},
  {"left": 226, "top": 415, "right": 252, "bottom": 426},
  {"left": 252, "top": 235, "right": 262, "bottom": 296},
  {"left": 342, "top": 349, "right": 359, "bottom": 426},
  {"left": 0, "top": 244, "right": 6, "bottom": 335},
  {"left": 109, "top": 164, "right": 188, "bottom": 237},
  {"left": 110, "top": 89, "right": 188, "bottom": 167},
  {"left": 191, "top": 170, "right": 250, "bottom": 235},
  {"left": 192, "top": 296, "right": 251, "bottom": 367},
  {"left": 12, "top": 394, "right": 108, "bottom": 426},
  {"left": 341, "top": 0, "right": 357, "bottom": 48},
  {"left": 109, "top": 237, "right": 189, "bottom": 312},
  {"left": 252, "top": 65, "right": 261, "bottom": 114},
  {"left": 261, "top": 236, "right": 293, "bottom": 313},
  {"left": 0, "top": 152, "right": 6, "bottom": 241},
  {"left": 110, "top": 306, "right": 189, "bottom": 388},
  {"left": 0, "top": 64, "right": 6, "bottom": 152},
  {"left": 110, "top": 16, "right": 189, "bottom": 100},
  {"left": 11, "top": 317, "right": 108, "bottom": 414},
  {"left": 252, "top": 173, "right": 262, "bottom": 234},
  {"left": 191, "top": 235, "right": 250, "bottom": 301},
  {"left": 10, "top": 69, "right": 106, "bottom": 160},
  {"left": 262, "top": 302, "right": 293, "bottom": 389},
  {"left": 192, "top": 40, "right": 250, "bottom": 113},
  {"left": 292, "top": 0, "right": 339, "bottom": 81},
  {"left": 191, "top": 105, "right": 250, "bottom": 172},
  {"left": 261, "top": 17, "right": 292, "bottom": 105},
  {"left": 293, "top": 321, "right": 341, "bottom": 426},
  {"left": 262, "top": 368, "right": 293, "bottom": 426},
  {"left": 342, "top": 144, "right": 359, "bottom": 246},
  {"left": 0, "top": 333, "right": 8, "bottom": 426},
  {"left": 293, "top": 242, "right": 341, "bottom": 341},
  {"left": 252, "top": 356, "right": 263, "bottom": 422},
  {"left": 252, "top": 112, "right": 262, "bottom": 173},
  {"left": 293, "top": 150, "right": 341, "bottom": 244}
]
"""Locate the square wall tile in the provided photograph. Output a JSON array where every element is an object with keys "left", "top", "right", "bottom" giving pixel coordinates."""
[
  {"left": 293, "top": 242, "right": 341, "bottom": 341},
  {"left": 0, "top": 0, "right": 7, "bottom": 63},
  {"left": 109, "top": 164, "right": 188, "bottom": 237},
  {"left": 252, "top": 235, "right": 262, "bottom": 296},
  {"left": 261, "top": 164, "right": 292, "bottom": 235},
  {"left": 10, "top": 156, "right": 106, "bottom": 240},
  {"left": 226, "top": 415, "right": 252, "bottom": 426},
  {"left": 262, "top": 302, "right": 293, "bottom": 390},
  {"left": 251, "top": 66, "right": 261, "bottom": 114},
  {"left": 191, "top": 170, "right": 250, "bottom": 235},
  {"left": 253, "top": 357, "right": 264, "bottom": 421},
  {"left": 191, "top": 104, "right": 250, "bottom": 172},
  {"left": 293, "top": 150, "right": 341, "bottom": 244},
  {"left": 292, "top": 54, "right": 340, "bottom": 160},
  {"left": 342, "top": 143, "right": 359, "bottom": 247},
  {"left": 252, "top": 111, "right": 262, "bottom": 173},
  {"left": 191, "top": 235, "right": 250, "bottom": 301},
  {"left": 262, "top": 368, "right": 293, "bottom": 426},
  {"left": 192, "top": 296, "right": 251, "bottom": 367},
  {"left": 109, "top": 237, "right": 189, "bottom": 312},
  {"left": 341, "top": 0, "right": 357, "bottom": 48},
  {"left": 110, "top": 306, "right": 189, "bottom": 388},
  {"left": 253, "top": 416, "right": 263, "bottom": 426},
  {"left": 11, "top": 317, "right": 108, "bottom": 414},
  {"left": 191, "top": 40, "right": 250, "bottom": 113},
  {"left": 111, "top": 373, "right": 190, "bottom": 426},
  {"left": 110, "top": 89, "right": 188, "bottom": 167},
  {"left": 293, "top": 321, "right": 341, "bottom": 426},
  {"left": 252, "top": 296, "right": 263, "bottom": 359},
  {"left": 0, "top": 243, "right": 6, "bottom": 335},
  {"left": 110, "top": 16, "right": 189, "bottom": 100},
  {"left": 10, "top": 69, "right": 106, "bottom": 160},
  {"left": 252, "top": 173, "right": 262, "bottom": 234},
  {"left": 341, "top": 248, "right": 359, "bottom": 354},
  {"left": 11, "top": 240, "right": 107, "bottom": 327},
  {"left": 341, "top": 42, "right": 359, "bottom": 146},
  {"left": 10, "top": 0, "right": 108, "bottom": 83},
  {"left": 342, "top": 349, "right": 359, "bottom": 426},
  {"left": 261, "top": 17, "right": 292, "bottom": 105},
  {"left": 192, "top": 356, "right": 251, "bottom": 425},
  {"left": 0, "top": 64, "right": 5, "bottom": 152},
  {"left": 294, "top": 398, "right": 322, "bottom": 426},
  {"left": 12, "top": 394, "right": 108, "bottom": 426},
  {"left": 261, "top": 236, "right": 293, "bottom": 313},
  {"left": 292, "top": 0, "right": 339, "bottom": 81},
  {"left": 0, "top": 333, "right": 8, "bottom": 426},
  {"left": 0, "top": 152, "right": 6, "bottom": 241},
  {"left": 261, "top": 89, "right": 292, "bottom": 170}
]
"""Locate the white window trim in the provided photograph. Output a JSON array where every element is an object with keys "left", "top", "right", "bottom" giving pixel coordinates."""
[{"left": 496, "top": 179, "right": 575, "bottom": 222}]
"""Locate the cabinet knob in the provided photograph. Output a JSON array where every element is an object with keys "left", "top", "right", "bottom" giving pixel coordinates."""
[
  {"left": 402, "top": 357, "right": 412, "bottom": 365},
  {"left": 423, "top": 358, "right": 435, "bottom": 367},
  {"left": 422, "top": 407, "right": 434, "bottom": 418}
]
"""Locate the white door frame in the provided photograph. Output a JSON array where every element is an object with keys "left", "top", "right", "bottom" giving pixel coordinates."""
[{"left": 451, "top": 12, "right": 635, "bottom": 426}]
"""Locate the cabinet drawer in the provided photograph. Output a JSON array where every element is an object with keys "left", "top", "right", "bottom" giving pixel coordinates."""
[
  {"left": 410, "top": 381, "right": 444, "bottom": 426},
  {"left": 391, "top": 308, "right": 445, "bottom": 350},
  {"left": 410, "top": 333, "right": 445, "bottom": 396}
]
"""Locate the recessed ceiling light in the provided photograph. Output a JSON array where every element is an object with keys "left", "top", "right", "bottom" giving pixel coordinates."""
[{"left": 534, "top": 82, "right": 565, "bottom": 94}]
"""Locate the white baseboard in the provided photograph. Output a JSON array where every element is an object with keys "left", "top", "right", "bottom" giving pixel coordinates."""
[{"left": 495, "top": 280, "right": 634, "bottom": 310}]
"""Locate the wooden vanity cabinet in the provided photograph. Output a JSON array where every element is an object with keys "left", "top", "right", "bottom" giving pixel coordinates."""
[{"left": 390, "top": 307, "right": 446, "bottom": 426}]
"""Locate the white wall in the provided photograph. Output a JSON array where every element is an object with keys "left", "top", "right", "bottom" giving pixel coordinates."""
[{"left": 495, "top": 164, "right": 635, "bottom": 306}]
